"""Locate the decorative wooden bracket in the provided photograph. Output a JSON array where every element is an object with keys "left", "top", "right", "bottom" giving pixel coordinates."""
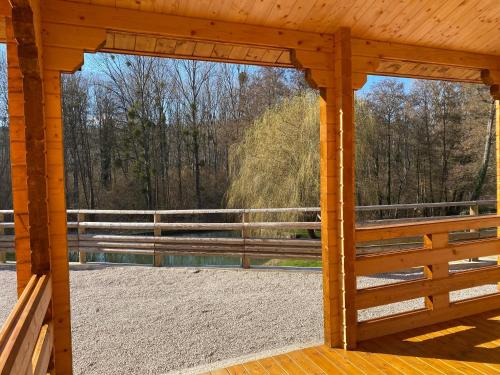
[
  {"left": 481, "top": 69, "right": 500, "bottom": 100},
  {"left": 41, "top": 23, "right": 107, "bottom": 72},
  {"left": 291, "top": 49, "right": 372, "bottom": 90}
]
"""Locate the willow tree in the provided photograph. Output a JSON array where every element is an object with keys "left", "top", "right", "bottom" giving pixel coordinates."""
[{"left": 227, "top": 92, "right": 319, "bottom": 220}]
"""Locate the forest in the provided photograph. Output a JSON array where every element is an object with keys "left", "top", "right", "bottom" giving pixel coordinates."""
[{"left": 0, "top": 53, "right": 496, "bottom": 211}]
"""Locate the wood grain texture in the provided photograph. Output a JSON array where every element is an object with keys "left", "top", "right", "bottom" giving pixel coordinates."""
[
  {"left": 211, "top": 308, "right": 500, "bottom": 375},
  {"left": 57, "top": 0, "right": 500, "bottom": 56}
]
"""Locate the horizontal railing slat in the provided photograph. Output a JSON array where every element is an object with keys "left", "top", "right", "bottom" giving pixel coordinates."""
[
  {"left": 0, "top": 275, "right": 52, "bottom": 375},
  {"left": 356, "top": 265, "right": 500, "bottom": 309},
  {"left": 0, "top": 199, "right": 495, "bottom": 217},
  {"left": 31, "top": 323, "right": 53, "bottom": 375},
  {"left": 0, "top": 276, "right": 38, "bottom": 354},
  {"left": 357, "top": 214, "right": 500, "bottom": 242},
  {"left": 355, "top": 237, "right": 500, "bottom": 276},
  {"left": 357, "top": 292, "right": 500, "bottom": 341}
]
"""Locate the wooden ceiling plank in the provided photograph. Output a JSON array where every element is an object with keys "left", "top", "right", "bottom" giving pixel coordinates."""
[
  {"left": 402, "top": 1, "right": 464, "bottom": 44},
  {"left": 414, "top": 0, "right": 484, "bottom": 46},
  {"left": 298, "top": 0, "right": 340, "bottom": 32},
  {"left": 243, "top": 0, "right": 277, "bottom": 25},
  {"left": 361, "top": 0, "right": 417, "bottom": 41},
  {"left": 390, "top": 1, "right": 448, "bottom": 42},
  {"left": 381, "top": 0, "right": 436, "bottom": 41},
  {"left": 42, "top": 0, "right": 334, "bottom": 52},
  {"left": 263, "top": 0, "right": 299, "bottom": 29},
  {"left": 452, "top": 2, "right": 500, "bottom": 52},
  {"left": 61, "top": 0, "right": 500, "bottom": 57},
  {"left": 231, "top": 0, "right": 255, "bottom": 22},
  {"left": 278, "top": 0, "right": 318, "bottom": 30},
  {"left": 353, "top": 0, "right": 409, "bottom": 40}
]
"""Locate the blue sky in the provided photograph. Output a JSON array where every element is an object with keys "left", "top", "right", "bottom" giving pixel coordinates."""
[
  {"left": 358, "top": 75, "right": 413, "bottom": 95},
  {"left": 82, "top": 52, "right": 412, "bottom": 94}
]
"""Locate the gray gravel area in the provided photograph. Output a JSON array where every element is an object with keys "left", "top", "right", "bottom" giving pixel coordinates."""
[{"left": 0, "top": 262, "right": 497, "bottom": 374}]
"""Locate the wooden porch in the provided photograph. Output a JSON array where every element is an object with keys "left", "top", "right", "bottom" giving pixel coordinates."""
[
  {"left": 0, "top": 0, "right": 500, "bottom": 374},
  {"left": 208, "top": 309, "right": 500, "bottom": 374}
]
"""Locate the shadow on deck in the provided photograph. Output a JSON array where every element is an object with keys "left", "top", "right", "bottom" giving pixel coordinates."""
[{"left": 206, "top": 309, "right": 500, "bottom": 374}]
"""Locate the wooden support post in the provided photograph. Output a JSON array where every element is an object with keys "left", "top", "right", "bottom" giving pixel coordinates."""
[
  {"left": 496, "top": 100, "right": 500, "bottom": 292},
  {"left": 78, "top": 213, "right": 86, "bottom": 264},
  {"left": 310, "top": 27, "right": 358, "bottom": 350},
  {"left": 6, "top": 2, "right": 81, "bottom": 372},
  {"left": 468, "top": 204, "right": 480, "bottom": 261},
  {"left": 153, "top": 213, "right": 162, "bottom": 267},
  {"left": 0, "top": 213, "right": 5, "bottom": 263},
  {"left": 469, "top": 204, "right": 479, "bottom": 217},
  {"left": 241, "top": 212, "right": 250, "bottom": 269},
  {"left": 335, "top": 28, "right": 357, "bottom": 350},
  {"left": 423, "top": 233, "right": 450, "bottom": 310}
]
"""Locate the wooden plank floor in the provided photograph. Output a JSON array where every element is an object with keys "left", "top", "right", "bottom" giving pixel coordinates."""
[{"left": 203, "top": 309, "right": 500, "bottom": 374}]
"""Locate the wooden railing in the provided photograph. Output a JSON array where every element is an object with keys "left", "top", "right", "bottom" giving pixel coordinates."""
[
  {"left": 355, "top": 214, "right": 500, "bottom": 341},
  {"left": 0, "top": 200, "right": 496, "bottom": 267},
  {"left": 0, "top": 274, "right": 53, "bottom": 375}
]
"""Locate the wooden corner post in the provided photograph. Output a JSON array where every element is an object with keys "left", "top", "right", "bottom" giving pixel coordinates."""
[
  {"left": 6, "top": 4, "right": 74, "bottom": 373},
  {"left": 299, "top": 27, "right": 358, "bottom": 349},
  {"left": 497, "top": 100, "right": 500, "bottom": 291},
  {"left": 6, "top": 1, "right": 106, "bottom": 373}
]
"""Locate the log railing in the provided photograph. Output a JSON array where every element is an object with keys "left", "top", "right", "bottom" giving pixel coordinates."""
[
  {"left": 0, "top": 274, "right": 53, "bottom": 375},
  {"left": 355, "top": 214, "right": 500, "bottom": 341},
  {"left": 0, "top": 200, "right": 496, "bottom": 267}
]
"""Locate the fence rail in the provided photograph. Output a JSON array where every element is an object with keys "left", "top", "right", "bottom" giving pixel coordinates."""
[
  {"left": 0, "top": 200, "right": 497, "bottom": 268},
  {"left": 355, "top": 214, "right": 500, "bottom": 341}
]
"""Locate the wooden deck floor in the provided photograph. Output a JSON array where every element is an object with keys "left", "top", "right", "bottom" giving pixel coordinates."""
[{"left": 204, "top": 309, "right": 500, "bottom": 374}]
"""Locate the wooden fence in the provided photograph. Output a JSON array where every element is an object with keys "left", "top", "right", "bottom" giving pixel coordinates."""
[
  {"left": 0, "top": 200, "right": 496, "bottom": 268},
  {"left": 356, "top": 214, "right": 500, "bottom": 340},
  {"left": 0, "top": 200, "right": 499, "bottom": 344}
]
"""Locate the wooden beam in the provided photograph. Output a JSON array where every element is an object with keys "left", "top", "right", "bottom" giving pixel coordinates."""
[
  {"left": 6, "top": 15, "right": 32, "bottom": 295},
  {"left": 352, "top": 38, "right": 500, "bottom": 71},
  {"left": 42, "top": 0, "right": 333, "bottom": 52},
  {"left": 497, "top": 100, "right": 500, "bottom": 293}
]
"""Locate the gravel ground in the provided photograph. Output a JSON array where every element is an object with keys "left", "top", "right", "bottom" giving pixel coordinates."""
[{"left": 0, "top": 262, "right": 497, "bottom": 374}]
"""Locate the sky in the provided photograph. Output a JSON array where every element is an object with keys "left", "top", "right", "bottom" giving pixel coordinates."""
[
  {"left": 358, "top": 75, "right": 413, "bottom": 95},
  {"left": 81, "top": 52, "right": 413, "bottom": 94}
]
